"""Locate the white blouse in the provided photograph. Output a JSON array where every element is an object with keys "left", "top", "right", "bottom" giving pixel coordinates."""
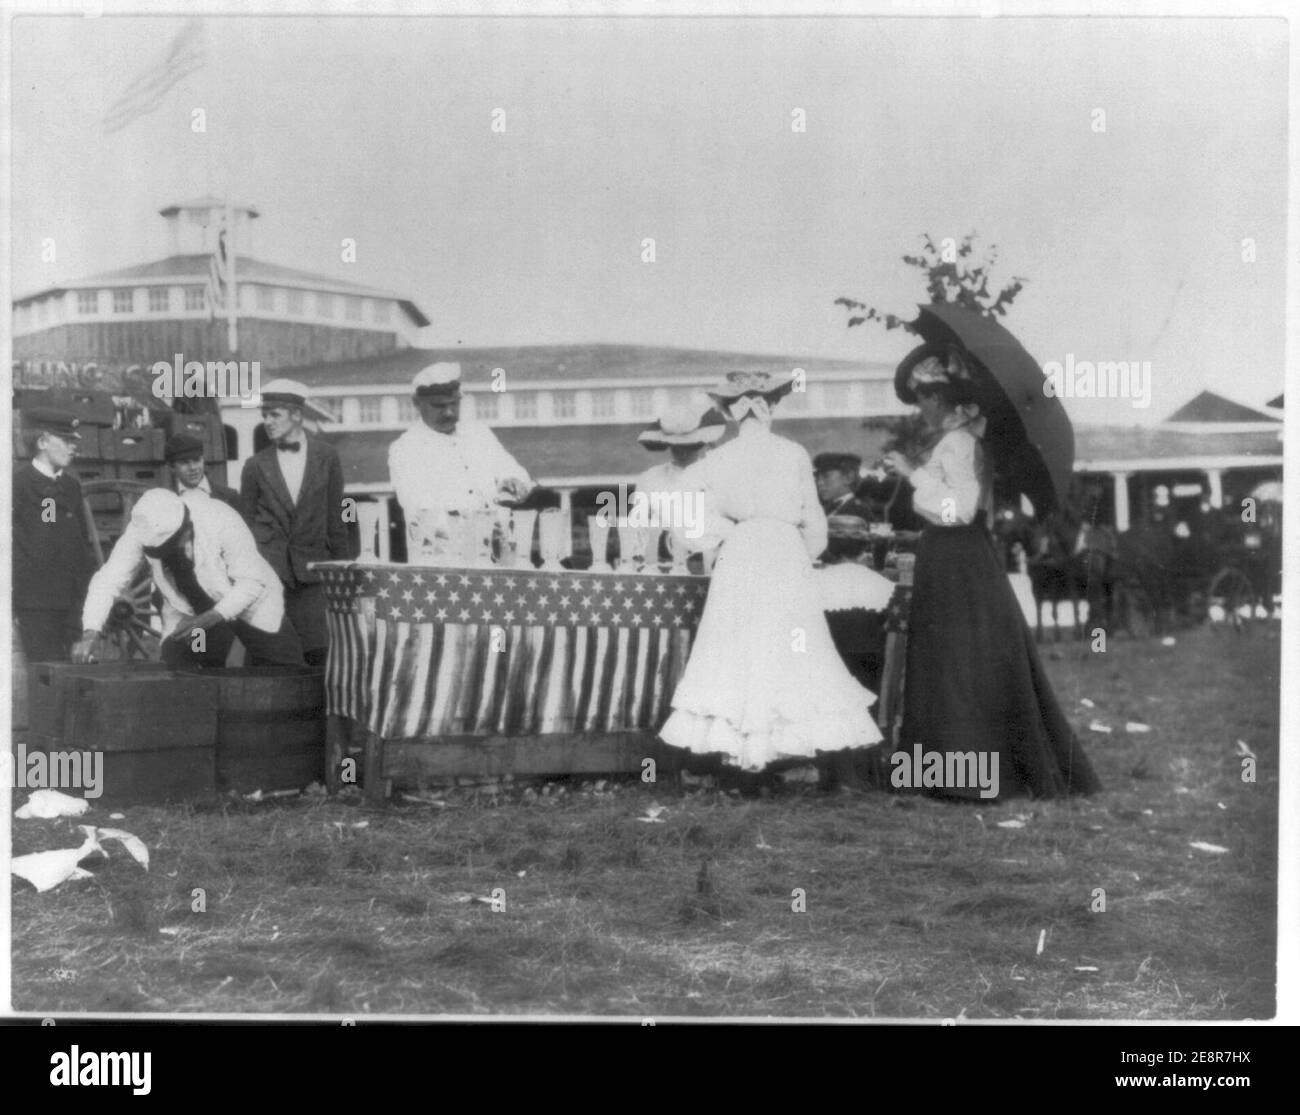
[
  {"left": 679, "top": 422, "right": 827, "bottom": 559},
  {"left": 909, "top": 425, "right": 994, "bottom": 527}
]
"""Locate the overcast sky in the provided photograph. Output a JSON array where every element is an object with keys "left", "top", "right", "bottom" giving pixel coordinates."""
[{"left": 10, "top": 10, "right": 1289, "bottom": 425}]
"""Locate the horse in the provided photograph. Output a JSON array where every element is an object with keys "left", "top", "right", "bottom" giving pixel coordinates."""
[{"left": 1022, "top": 512, "right": 1118, "bottom": 641}]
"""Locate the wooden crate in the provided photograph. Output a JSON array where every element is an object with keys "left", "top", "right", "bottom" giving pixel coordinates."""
[
  {"left": 214, "top": 667, "right": 326, "bottom": 793},
  {"left": 28, "top": 662, "right": 170, "bottom": 739},
  {"left": 103, "top": 428, "right": 165, "bottom": 462},
  {"left": 60, "top": 669, "right": 218, "bottom": 804}
]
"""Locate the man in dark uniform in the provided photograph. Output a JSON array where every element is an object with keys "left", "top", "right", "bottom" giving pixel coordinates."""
[
  {"left": 240, "top": 378, "right": 356, "bottom": 666},
  {"left": 813, "top": 452, "right": 875, "bottom": 564},
  {"left": 165, "top": 434, "right": 243, "bottom": 514},
  {"left": 12, "top": 407, "right": 97, "bottom": 661}
]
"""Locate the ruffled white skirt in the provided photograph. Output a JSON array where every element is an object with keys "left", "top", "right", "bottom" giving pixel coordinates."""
[{"left": 659, "top": 518, "right": 883, "bottom": 770}]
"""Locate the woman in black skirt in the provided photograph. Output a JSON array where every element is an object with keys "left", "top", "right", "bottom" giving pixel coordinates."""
[{"left": 883, "top": 343, "right": 1101, "bottom": 801}]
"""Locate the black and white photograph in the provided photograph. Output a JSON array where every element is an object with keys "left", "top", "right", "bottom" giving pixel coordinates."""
[{"left": 3, "top": 0, "right": 1295, "bottom": 1041}]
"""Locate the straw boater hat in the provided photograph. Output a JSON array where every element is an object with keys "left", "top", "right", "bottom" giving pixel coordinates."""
[
  {"left": 707, "top": 369, "right": 799, "bottom": 405},
  {"left": 251, "top": 378, "right": 338, "bottom": 423},
  {"left": 638, "top": 397, "right": 727, "bottom": 450},
  {"left": 412, "top": 362, "right": 462, "bottom": 401}
]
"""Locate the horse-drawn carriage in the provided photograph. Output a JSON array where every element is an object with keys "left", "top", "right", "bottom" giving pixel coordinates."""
[{"left": 1013, "top": 496, "right": 1282, "bottom": 640}]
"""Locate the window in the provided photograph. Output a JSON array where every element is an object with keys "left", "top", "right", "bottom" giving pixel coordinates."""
[
  {"left": 316, "top": 292, "right": 335, "bottom": 318},
  {"left": 372, "top": 300, "right": 391, "bottom": 324},
  {"left": 821, "top": 382, "right": 849, "bottom": 411},
  {"left": 591, "top": 391, "right": 616, "bottom": 419},
  {"left": 148, "top": 287, "right": 170, "bottom": 312},
  {"left": 345, "top": 295, "right": 363, "bottom": 322},
  {"left": 77, "top": 290, "right": 99, "bottom": 315},
  {"left": 314, "top": 396, "right": 344, "bottom": 422},
  {"left": 357, "top": 396, "right": 383, "bottom": 424},
  {"left": 512, "top": 391, "right": 538, "bottom": 421},
  {"left": 473, "top": 392, "right": 499, "bottom": 421},
  {"left": 629, "top": 389, "right": 655, "bottom": 417},
  {"left": 286, "top": 289, "right": 304, "bottom": 315},
  {"left": 552, "top": 390, "right": 577, "bottom": 419},
  {"left": 256, "top": 285, "right": 275, "bottom": 311},
  {"left": 113, "top": 288, "right": 134, "bottom": 313},
  {"left": 396, "top": 397, "right": 418, "bottom": 424},
  {"left": 184, "top": 286, "right": 206, "bottom": 311},
  {"left": 782, "top": 385, "right": 810, "bottom": 413}
]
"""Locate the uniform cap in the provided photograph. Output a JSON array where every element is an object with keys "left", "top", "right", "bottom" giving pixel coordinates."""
[{"left": 23, "top": 406, "right": 82, "bottom": 440}]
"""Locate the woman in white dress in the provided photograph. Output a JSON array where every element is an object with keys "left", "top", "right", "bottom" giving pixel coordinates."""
[{"left": 658, "top": 371, "right": 883, "bottom": 776}]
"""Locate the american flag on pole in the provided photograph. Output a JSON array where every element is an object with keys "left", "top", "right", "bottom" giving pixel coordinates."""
[
  {"left": 102, "top": 19, "right": 206, "bottom": 135},
  {"left": 319, "top": 564, "right": 707, "bottom": 741}
]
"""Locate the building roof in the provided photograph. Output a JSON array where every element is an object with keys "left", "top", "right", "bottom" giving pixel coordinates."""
[
  {"left": 15, "top": 253, "right": 431, "bottom": 328},
  {"left": 1074, "top": 424, "right": 1282, "bottom": 469},
  {"left": 323, "top": 417, "right": 1282, "bottom": 490},
  {"left": 1164, "top": 390, "right": 1281, "bottom": 424},
  {"left": 324, "top": 417, "right": 899, "bottom": 488},
  {"left": 278, "top": 342, "right": 891, "bottom": 389}
]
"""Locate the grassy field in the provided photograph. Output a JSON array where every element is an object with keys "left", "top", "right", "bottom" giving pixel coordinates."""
[{"left": 10, "top": 621, "right": 1280, "bottom": 1019}]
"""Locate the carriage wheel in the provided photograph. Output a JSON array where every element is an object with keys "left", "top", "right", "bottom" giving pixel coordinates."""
[
  {"left": 80, "top": 479, "right": 164, "bottom": 661},
  {"left": 1207, "top": 566, "right": 1258, "bottom": 631}
]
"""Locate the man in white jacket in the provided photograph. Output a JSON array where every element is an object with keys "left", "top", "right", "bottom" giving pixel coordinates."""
[
  {"left": 388, "top": 362, "right": 534, "bottom": 554},
  {"left": 71, "top": 488, "right": 304, "bottom": 668}
]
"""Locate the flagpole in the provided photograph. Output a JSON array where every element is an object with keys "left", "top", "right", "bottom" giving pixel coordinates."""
[{"left": 226, "top": 202, "right": 238, "bottom": 354}]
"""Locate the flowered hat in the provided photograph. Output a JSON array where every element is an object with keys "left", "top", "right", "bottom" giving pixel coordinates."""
[
  {"left": 638, "top": 396, "right": 727, "bottom": 450},
  {"left": 894, "top": 343, "right": 975, "bottom": 405},
  {"left": 707, "top": 369, "right": 799, "bottom": 404}
]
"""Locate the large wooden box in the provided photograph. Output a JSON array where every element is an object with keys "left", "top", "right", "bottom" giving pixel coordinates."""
[
  {"left": 28, "top": 662, "right": 170, "bottom": 739},
  {"left": 61, "top": 669, "right": 218, "bottom": 805},
  {"left": 214, "top": 667, "right": 326, "bottom": 793}
]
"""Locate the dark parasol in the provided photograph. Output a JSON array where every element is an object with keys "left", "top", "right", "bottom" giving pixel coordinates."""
[{"left": 896, "top": 302, "right": 1074, "bottom": 520}]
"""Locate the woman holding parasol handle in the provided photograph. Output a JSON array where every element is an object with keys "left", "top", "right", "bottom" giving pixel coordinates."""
[{"left": 883, "top": 342, "right": 1101, "bottom": 801}]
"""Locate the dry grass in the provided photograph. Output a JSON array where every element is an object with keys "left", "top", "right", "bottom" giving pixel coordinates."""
[{"left": 10, "top": 622, "right": 1279, "bottom": 1018}]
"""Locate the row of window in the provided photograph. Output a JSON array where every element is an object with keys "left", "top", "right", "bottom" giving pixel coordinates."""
[
  {"left": 314, "top": 381, "right": 885, "bottom": 427},
  {"left": 24, "top": 286, "right": 394, "bottom": 326}
]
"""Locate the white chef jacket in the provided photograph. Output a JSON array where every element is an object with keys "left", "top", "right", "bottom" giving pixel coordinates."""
[
  {"left": 82, "top": 496, "right": 284, "bottom": 639},
  {"left": 387, "top": 420, "right": 531, "bottom": 526}
]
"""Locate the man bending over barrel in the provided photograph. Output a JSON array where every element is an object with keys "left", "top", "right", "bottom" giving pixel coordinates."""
[{"left": 71, "top": 488, "right": 304, "bottom": 669}]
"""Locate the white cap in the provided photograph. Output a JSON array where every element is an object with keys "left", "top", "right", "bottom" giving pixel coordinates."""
[
  {"left": 412, "top": 362, "right": 462, "bottom": 394},
  {"left": 131, "top": 489, "right": 187, "bottom": 548}
]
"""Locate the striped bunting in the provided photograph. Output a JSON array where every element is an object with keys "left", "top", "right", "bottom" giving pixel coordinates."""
[{"left": 318, "top": 563, "right": 706, "bottom": 740}]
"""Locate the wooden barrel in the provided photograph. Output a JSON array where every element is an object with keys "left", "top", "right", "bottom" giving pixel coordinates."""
[{"left": 214, "top": 667, "right": 326, "bottom": 793}]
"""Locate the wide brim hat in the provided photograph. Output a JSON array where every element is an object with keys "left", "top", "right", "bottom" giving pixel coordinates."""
[
  {"left": 813, "top": 451, "right": 863, "bottom": 475},
  {"left": 246, "top": 378, "right": 337, "bottom": 423},
  {"left": 638, "top": 399, "right": 727, "bottom": 450},
  {"left": 707, "top": 370, "right": 798, "bottom": 405},
  {"left": 894, "top": 342, "right": 973, "bottom": 405}
]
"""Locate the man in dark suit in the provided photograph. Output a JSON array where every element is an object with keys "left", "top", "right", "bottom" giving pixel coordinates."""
[
  {"left": 240, "top": 379, "right": 356, "bottom": 666},
  {"left": 166, "top": 434, "right": 243, "bottom": 514},
  {"left": 12, "top": 407, "right": 97, "bottom": 661}
]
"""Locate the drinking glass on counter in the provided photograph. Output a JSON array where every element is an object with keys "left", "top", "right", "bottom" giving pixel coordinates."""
[
  {"left": 511, "top": 509, "right": 538, "bottom": 569},
  {"left": 617, "top": 521, "right": 649, "bottom": 571},
  {"left": 538, "top": 507, "right": 571, "bottom": 570},
  {"left": 587, "top": 515, "right": 611, "bottom": 571}
]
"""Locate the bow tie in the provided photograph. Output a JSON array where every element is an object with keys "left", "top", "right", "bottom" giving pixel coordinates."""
[{"left": 276, "top": 440, "right": 302, "bottom": 453}]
